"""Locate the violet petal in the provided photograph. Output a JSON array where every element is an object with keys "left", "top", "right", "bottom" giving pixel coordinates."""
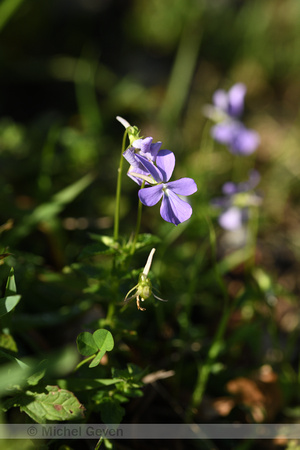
[
  {"left": 127, "top": 166, "right": 150, "bottom": 186},
  {"left": 138, "top": 184, "right": 163, "bottom": 207},
  {"left": 160, "top": 190, "right": 192, "bottom": 225},
  {"left": 135, "top": 154, "right": 163, "bottom": 182},
  {"left": 156, "top": 149, "right": 175, "bottom": 182},
  {"left": 167, "top": 178, "right": 197, "bottom": 196}
]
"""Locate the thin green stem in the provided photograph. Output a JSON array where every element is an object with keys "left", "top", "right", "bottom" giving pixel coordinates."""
[
  {"left": 74, "top": 354, "right": 95, "bottom": 372},
  {"left": 130, "top": 181, "right": 145, "bottom": 254},
  {"left": 186, "top": 217, "right": 231, "bottom": 420},
  {"left": 245, "top": 205, "right": 259, "bottom": 273},
  {"left": 106, "top": 301, "right": 115, "bottom": 324},
  {"left": 114, "top": 129, "right": 128, "bottom": 242},
  {"left": 188, "top": 300, "right": 235, "bottom": 419}
]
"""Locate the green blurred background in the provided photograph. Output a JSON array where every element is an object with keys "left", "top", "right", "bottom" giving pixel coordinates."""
[
  {"left": 1, "top": 0, "right": 300, "bottom": 440},
  {"left": 1, "top": 0, "right": 300, "bottom": 249}
]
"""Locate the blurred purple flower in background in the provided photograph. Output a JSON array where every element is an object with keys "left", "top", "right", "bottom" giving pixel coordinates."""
[
  {"left": 211, "top": 121, "right": 260, "bottom": 156},
  {"left": 213, "top": 82, "right": 246, "bottom": 118},
  {"left": 213, "top": 170, "right": 262, "bottom": 230},
  {"left": 205, "top": 83, "right": 260, "bottom": 156}
]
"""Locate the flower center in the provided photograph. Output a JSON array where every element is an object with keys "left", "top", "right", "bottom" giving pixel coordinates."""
[{"left": 162, "top": 183, "right": 169, "bottom": 196}]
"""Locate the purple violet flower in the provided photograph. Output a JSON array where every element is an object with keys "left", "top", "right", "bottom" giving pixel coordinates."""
[
  {"left": 135, "top": 150, "right": 197, "bottom": 225},
  {"left": 132, "top": 137, "right": 162, "bottom": 161},
  {"left": 213, "top": 170, "right": 261, "bottom": 230},
  {"left": 123, "top": 137, "right": 162, "bottom": 185}
]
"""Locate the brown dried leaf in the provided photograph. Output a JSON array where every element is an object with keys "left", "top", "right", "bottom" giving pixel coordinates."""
[{"left": 226, "top": 365, "right": 282, "bottom": 422}]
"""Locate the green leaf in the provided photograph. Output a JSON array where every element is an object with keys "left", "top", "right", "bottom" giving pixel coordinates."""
[
  {"left": 56, "top": 378, "right": 124, "bottom": 391},
  {"left": 98, "top": 398, "right": 125, "bottom": 424},
  {"left": 8, "top": 172, "right": 95, "bottom": 243},
  {"left": 0, "top": 0, "right": 25, "bottom": 32},
  {"left": 0, "top": 333, "right": 18, "bottom": 353},
  {"left": 18, "top": 385, "right": 85, "bottom": 423},
  {"left": 112, "top": 363, "right": 146, "bottom": 381},
  {"left": 87, "top": 330, "right": 114, "bottom": 368},
  {"left": 0, "top": 295, "right": 21, "bottom": 317},
  {"left": 5, "top": 267, "right": 17, "bottom": 296},
  {"left": 0, "top": 267, "right": 21, "bottom": 317},
  {"left": 76, "top": 332, "right": 98, "bottom": 357},
  {"left": 0, "top": 349, "right": 29, "bottom": 369},
  {"left": 93, "top": 329, "right": 114, "bottom": 352},
  {"left": 134, "top": 233, "right": 161, "bottom": 250},
  {"left": 89, "top": 234, "right": 116, "bottom": 248},
  {"left": 0, "top": 346, "right": 79, "bottom": 396},
  {"left": 79, "top": 242, "right": 116, "bottom": 259},
  {"left": 27, "top": 368, "right": 46, "bottom": 386},
  {"left": 89, "top": 349, "right": 106, "bottom": 368},
  {"left": 79, "top": 234, "right": 119, "bottom": 259}
]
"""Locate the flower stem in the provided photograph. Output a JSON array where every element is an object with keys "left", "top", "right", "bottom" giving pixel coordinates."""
[
  {"left": 114, "top": 128, "right": 128, "bottom": 242},
  {"left": 131, "top": 181, "right": 145, "bottom": 254},
  {"left": 245, "top": 204, "right": 259, "bottom": 272}
]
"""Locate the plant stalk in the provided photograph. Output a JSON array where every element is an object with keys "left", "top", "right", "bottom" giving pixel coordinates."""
[{"left": 114, "top": 128, "right": 128, "bottom": 242}]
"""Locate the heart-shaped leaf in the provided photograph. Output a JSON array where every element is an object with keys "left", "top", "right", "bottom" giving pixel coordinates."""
[
  {"left": 93, "top": 329, "right": 114, "bottom": 352},
  {"left": 76, "top": 332, "right": 98, "bottom": 357}
]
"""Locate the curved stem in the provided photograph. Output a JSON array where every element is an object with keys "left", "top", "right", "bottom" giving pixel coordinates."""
[
  {"left": 114, "top": 128, "right": 129, "bottom": 242},
  {"left": 74, "top": 354, "right": 95, "bottom": 372}
]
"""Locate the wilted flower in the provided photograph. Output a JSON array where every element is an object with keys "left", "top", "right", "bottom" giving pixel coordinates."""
[
  {"left": 124, "top": 248, "right": 167, "bottom": 311},
  {"left": 213, "top": 170, "right": 262, "bottom": 230},
  {"left": 116, "top": 115, "right": 140, "bottom": 145}
]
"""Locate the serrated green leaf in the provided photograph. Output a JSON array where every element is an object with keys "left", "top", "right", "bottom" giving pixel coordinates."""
[
  {"left": 18, "top": 385, "right": 85, "bottom": 423},
  {"left": 76, "top": 332, "right": 98, "bottom": 357},
  {"left": 93, "top": 329, "right": 114, "bottom": 352},
  {"left": 0, "top": 295, "right": 21, "bottom": 317},
  {"left": 134, "top": 233, "right": 161, "bottom": 250}
]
